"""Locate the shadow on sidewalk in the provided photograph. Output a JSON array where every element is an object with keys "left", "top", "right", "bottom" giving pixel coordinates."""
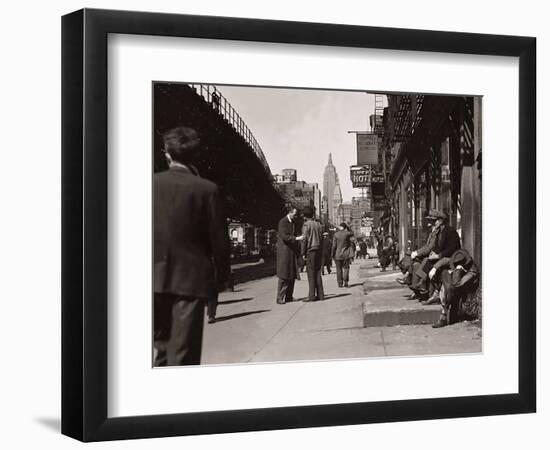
[
  {"left": 214, "top": 309, "right": 271, "bottom": 322},
  {"left": 322, "top": 293, "right": 352, "bottom": 301},
  {"left": 218, "top": 297, "right": 254, "bottom": 305}
]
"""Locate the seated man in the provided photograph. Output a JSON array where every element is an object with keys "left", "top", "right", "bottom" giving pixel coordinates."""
[
  {"left": 380, "top": 235, "right": 396, "bottom": 272},
  {"left": 430, "top": 249, "right": 479, "bottom": 328},
  {"left": 413, "top": 210, "right": 461, "bottom": 303},
  {"left": 396, "top": 212, "right": 439, "bottom": 299}
]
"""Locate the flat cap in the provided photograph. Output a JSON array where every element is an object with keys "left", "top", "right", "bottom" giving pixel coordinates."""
[{"left": 426, "top": 209, "right": 448, "bottom": 220}]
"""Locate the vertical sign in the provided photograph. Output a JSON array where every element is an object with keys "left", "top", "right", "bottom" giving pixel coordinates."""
[{"left": 357, "top": 133, "right": 378, "bottom": 165}]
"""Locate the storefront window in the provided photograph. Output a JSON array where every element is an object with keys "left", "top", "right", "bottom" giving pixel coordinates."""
[{"left": 440, "top": 138, "right": 452, "bottom": 220}]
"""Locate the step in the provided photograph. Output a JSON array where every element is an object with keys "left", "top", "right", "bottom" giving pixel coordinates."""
[
  {"left": 358, "top": 266, "right": 401, "bottom": 279},
  {"left": 361, "top": 281, "right": 441, "bottom": 327}
]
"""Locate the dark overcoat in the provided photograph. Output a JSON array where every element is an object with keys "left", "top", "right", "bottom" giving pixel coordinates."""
[
  {"left": 154, "top": 166, "right": 230, "bottom": 299},
  {"left": 276, "top": 216, "right": 300, "bottom": 280},
  {"left": 322, "top": 236, "right": 333, "bottom": 265}
]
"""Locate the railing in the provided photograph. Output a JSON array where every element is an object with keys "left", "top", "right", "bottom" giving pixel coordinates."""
[{"left": 189, "top": 84, "right": 272, "bottom": 176}]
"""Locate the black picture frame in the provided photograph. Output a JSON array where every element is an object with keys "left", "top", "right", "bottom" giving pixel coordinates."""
[{"left": 61, "top": 8, "right": 536, "bottom": 442}]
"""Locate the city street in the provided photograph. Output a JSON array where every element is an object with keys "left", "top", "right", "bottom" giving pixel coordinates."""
[
  {"left": 152, "top": 85, "right": 484, "bottom": 366},
  {"left": 202, "top": 259, "right": 482, "bottom": 365}
]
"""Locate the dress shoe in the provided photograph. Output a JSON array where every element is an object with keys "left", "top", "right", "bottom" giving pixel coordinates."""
[
  {"left": 422, "top": 293, "right": 441, "bottom": 306},
  {"left": 426, "top": 291, "right": 441, "bottom": 305},
  {"left": 285, "top": 297, "right": 296, "bottom": 303},
  {"left": 396, "top": 276, "right": 410, "bottom": 285},
  {"left": 344, "top": 282, "right": 349, "bottom": 287},
  {"left": 432, "top": 319, "right": 448, "bottom": 328},
  {"left": 276, "top": 300, "right": 286, "bottom": 305},
  {"left": 207, "top": 316, "right": 216, "bottom": 324}
]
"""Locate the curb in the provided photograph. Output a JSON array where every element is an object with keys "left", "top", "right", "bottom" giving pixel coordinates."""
[{"left": 362, "top": 301, "right": 441, "bottom": 327}]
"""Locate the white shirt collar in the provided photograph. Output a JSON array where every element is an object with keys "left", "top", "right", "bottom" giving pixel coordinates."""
[{"left": 170, "top": 161, "right": 199, "bottom": 176}]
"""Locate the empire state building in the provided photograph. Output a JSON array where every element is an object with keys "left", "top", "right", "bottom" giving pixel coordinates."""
[{"left": 323, "top": 153, "right": 343, "bottom": 224}]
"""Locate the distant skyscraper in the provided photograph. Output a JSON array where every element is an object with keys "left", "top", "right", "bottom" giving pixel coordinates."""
[{"left": 323, "top": 153, "right": 343, "bottom": 224}]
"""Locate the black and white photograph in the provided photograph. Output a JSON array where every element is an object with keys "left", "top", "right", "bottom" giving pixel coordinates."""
[
  {"left": 1, "top": 0, "right": 544, "bottom": 447},
  {"left": 153, "top": 83, "right": 482, "bottom": 367}
]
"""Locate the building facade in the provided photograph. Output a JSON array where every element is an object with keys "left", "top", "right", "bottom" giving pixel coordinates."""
[
  {"left": 275, "top": 170, "right": 322, "bottom": 219},
  {"left": 382, "top": 94, "right": 482, "bottom": 267},
  {"left": 336, "top": 202, "right": 353, "bottom": 227}
]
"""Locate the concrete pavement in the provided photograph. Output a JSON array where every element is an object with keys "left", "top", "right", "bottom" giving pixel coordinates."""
[{"left": 201, "top": 259, "right": 481, "bottom": 365}]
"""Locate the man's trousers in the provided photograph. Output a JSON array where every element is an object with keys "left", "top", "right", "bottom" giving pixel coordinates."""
[
  {"left": 306, "top": 249, "right": 324, "bottom": 300},
  {"left": 154, "top": 293, "right": 205, "bottom": 366},
  {"left": 334, "top": 259, "right": 350, "bottom": 287}
]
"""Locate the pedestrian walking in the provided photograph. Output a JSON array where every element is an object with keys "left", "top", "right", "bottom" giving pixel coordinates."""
[
  {"left": 276, "top": 206, "right": 303, "bottom": 304},
  {"left": 154, "top": 126, "right": 230, "bottom": 366},
  {"left": 359, "top": 240, "right": 367, "bottom": 259},
  {"left": 301, "top": 207, "right": 324, "bottom": 301},
  {"left": 332, "top": 223, "right": 354, "bottom": 288},
  {"left": 207, "top": 294, "right": 218, "bottom": 324},
  {"left": 321, "top": 232, "right": 332, "bottom": 275}
]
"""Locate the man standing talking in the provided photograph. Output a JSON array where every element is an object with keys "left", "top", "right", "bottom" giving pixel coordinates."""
[
  {"left": 154, "top": 126, "right": 230, "bottom": 366},
  {"left": 276, "top": 206, "right": 303, "bottom": 304},
  {"left": 301, "top": 207, "right": 324, "bottom": 301},
  {"left": 332, "top": 223, "right": 354, "bottom": 288}
]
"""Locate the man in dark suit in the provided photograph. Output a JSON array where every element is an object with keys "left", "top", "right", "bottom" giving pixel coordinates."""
[
  {"left": 430, "top": 249, "right": 479, "bottom": 328},
  {"left": 396, "top": 212, "right": 438, "bottom": 300},
  {"left": 332, "top": 223, "right": 354, "bottom": 288},
  {"left": 154, "top": 126, "right": 230, "bottom": 366},
  {"left": 414, "top": 210, "right": 461, "bottom": 304},
  {"left": 321, "top": 232, "right": 333, "bottom": 275},
  {"left": 276, "top": 206, "right": 303, "bottom": 304}
]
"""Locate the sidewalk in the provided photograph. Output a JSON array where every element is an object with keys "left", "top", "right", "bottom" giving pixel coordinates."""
[{"left": 201, "top": 259, "right": 481, "bottom": 365}]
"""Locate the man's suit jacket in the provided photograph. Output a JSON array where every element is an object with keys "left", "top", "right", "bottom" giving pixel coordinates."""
[
  {"left": 154, "top": 166, "right": 230, "bottom": 299},
  {"left": 301, "top": 219, "right": 323, "bottom": 256},
  {"left": 434, "top": 224, "right": 461, "bottom": 258},
  {"left": 322, "top": 237, "right": 333, "bottom": 262},
  {"left": 416, "top": 227, "right": 439, "bottom": 258},
  {"left": 332, "top": 229, "right": 354, "bottom": 260}
]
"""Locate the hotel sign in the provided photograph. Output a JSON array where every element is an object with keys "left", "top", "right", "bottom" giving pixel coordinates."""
[
  {"left": 356, "top": 133, "right": 378, "bottom": 165},
  {"left": 350, "top": 165, "right": 371, "bottom": 188}
]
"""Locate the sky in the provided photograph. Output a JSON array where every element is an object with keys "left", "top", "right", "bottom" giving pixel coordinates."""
[{"left": 216, "top": 85, "right": 381, "bottom": 202}]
